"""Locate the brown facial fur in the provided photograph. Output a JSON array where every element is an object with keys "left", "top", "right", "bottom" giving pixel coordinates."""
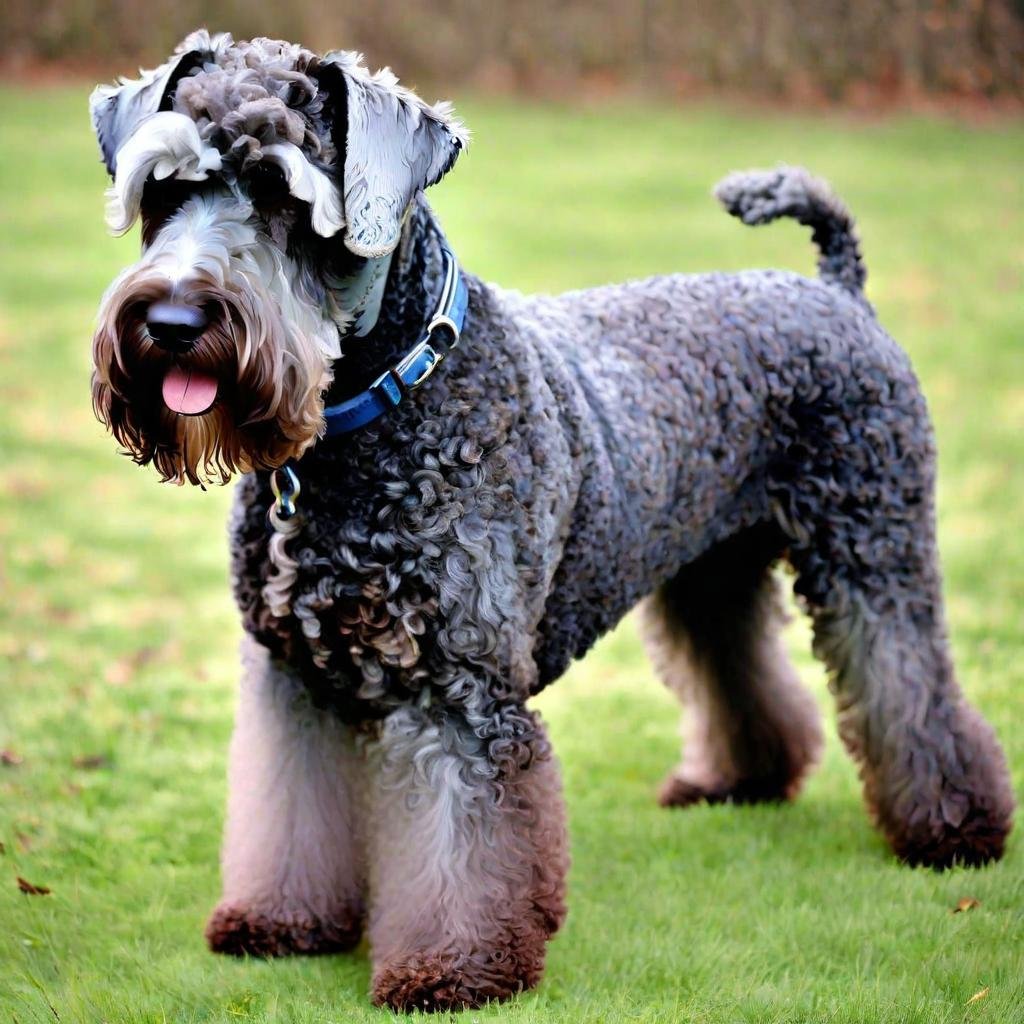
[{"left": 92, "top": 241, "right": 327, "bottom": 485}]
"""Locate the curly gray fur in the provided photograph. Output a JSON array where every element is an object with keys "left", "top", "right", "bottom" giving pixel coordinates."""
[
  {"left": 715, "top": 164, "right": 867, "bottom": 296},
  {"left": 233, "top": 193, "right": 1012, "bottom": 867},
  {"left": 170, "top": 35, "right": 333, "bottom": 165}
]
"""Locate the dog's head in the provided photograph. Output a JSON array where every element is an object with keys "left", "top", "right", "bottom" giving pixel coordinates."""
[{"left": 90, "top": 31, "right": 466, "bottom": 484}]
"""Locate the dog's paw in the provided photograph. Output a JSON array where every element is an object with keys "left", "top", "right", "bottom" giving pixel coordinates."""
[
  {"left": 205, "top": 901, "right": 361, "bottom": 957},
  {"left": 879, "top": 789, "right": 1013, "bottom": 870},
  {"left": 658, "top": 771, "right": 797, "bottom": 808},
  {"left": 869, "top": 705, "right": 1014, "bottom": 870},
  {"left": 372, "top": 944, "right": 544, "bottom": 1013},
  {"left": 886, "top": 813, "right": 1009, "bottom": 870}
]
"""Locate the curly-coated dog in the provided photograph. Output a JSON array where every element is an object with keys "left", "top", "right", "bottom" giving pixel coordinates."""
[{"left": 89, "top": 31, "right": 1013, "bottom": 1012}]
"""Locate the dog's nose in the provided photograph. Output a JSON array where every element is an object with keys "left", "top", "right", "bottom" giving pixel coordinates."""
[{"left": 146, "top": 302, "right": 208, "bottom": 352}]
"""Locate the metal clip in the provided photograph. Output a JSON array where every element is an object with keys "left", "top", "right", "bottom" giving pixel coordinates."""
[
  {"left": 270, "top": 464, "right": 301, "bottom": 520},
  {"left": 427, "top": 313, "right": 461, "bottom": 351}
]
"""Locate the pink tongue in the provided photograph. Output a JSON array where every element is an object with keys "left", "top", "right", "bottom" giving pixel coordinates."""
[{"left": 162, "top": 366, "right": 218, "bottom": 415}]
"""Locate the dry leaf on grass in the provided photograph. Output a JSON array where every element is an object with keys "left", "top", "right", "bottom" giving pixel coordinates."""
[
  {"left": 104, "top": 646, "right": 157, "bottom": 686},
  {"left": 72, "top": 754, "right": 109, "bottom": 770},
  {"left": 24, "top": 643, "right": 48, "bottom": 665},
  {"left": 953, "top": 897, "right": 981, "bottom": 913},
  {"left": 16, "top": 876, "right": 51, "bottom": 896},
  {"left": 44, "top": 604, "right": 77, "bottom": 625},
  {"left": 1, "top": 749, "right": 23, "bottom": 767},
  {"left": 966, "top": 986, "right": 990, "bottom": 1005},
  {"left": 104, "top": 658, "right": 134, "bottom": 687}
]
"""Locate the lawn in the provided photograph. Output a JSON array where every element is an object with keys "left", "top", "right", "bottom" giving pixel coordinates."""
[{"left": 0, "top": 86, "right": 1022, "bottom": 1023}]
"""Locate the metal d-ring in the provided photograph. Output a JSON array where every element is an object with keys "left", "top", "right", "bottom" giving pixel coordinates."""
[
  {"left": 427, "top": 313, "right": 461, "bottom": 351},
  {"left": 270, "top": 464, "right": 301, "bottom": 520}
]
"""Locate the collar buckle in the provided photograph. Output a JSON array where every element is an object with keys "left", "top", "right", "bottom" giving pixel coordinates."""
[
  {"left": 321, "top": 245, "right": 468, "bottom": 437},
  {"left": 392, "top": 339, "right": 442, "bottom": 391}
]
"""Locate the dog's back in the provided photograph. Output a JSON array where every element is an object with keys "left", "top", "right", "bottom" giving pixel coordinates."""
[{"left": 489, "top": 171, "right": 915, "bottom": 686}]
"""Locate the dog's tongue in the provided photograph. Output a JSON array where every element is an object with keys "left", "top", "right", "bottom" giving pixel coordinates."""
[{"left": 162, "top": 366, "right": 218, "bottom": 415}]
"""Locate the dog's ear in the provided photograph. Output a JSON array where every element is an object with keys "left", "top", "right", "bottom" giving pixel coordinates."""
[
  {"left": 89, "top": 30, "right": 226, "bottom": 177},
  {"left": 313, "top": 52, "right": 468, "bottom": 258}
]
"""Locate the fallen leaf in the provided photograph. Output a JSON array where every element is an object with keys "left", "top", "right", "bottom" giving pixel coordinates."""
[
  {"left": 37, "top": 534, "right": 71, "bottom": 569},
  {"left": 15, "top": 833, "right": 33, "bottom": 852},
  {"left": 72, "top": 754, "right": 109, "bottom": 770},
  {"left": 104, "top": 645, "right": 157, "bottom": 686},
  {"left": 1, "top": 750, "right": 23, "bottom": 767},
  {"left": 16, "top": 876, "right": 51, "bottom": 896},
  {"left": 24, "top": 643, "right": 48, "bottom": 665},
  {"left": 953, "top": 897, "right": 981, "bottom": 913},
  {"left": 44, "top": 604, "right": 77, "bottom": 625},
  {"left": 104, "top": 658, "right": 134, "bottom": 687},
  {"left": 0, "top": 840, "right": 5, "bottom": 855},
  {"left": 6, "top": 475, "right": 49, "bottom": 500},
  {"left": 966, "top": 986, "right": 990, "bottom": 1005}
]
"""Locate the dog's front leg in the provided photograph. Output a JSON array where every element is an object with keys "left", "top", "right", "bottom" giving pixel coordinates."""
[
  {"left": 365, "top": 703, "right": 568, "bottom": 1012},
  {"left": 205, "top": 636, "right": 364, "bottom": 956}
]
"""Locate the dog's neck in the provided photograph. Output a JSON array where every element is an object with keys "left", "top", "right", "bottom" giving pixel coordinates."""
[{"left": 323, "top": 197, "right": 450, "bottom": 407}]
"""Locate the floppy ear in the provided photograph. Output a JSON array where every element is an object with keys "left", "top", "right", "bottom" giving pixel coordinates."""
[
  {"left": 314, "top": 51, "right": 468, "bottom": 258},
  {"left": 89, "top": 31, "right": 225, "bottom": 177}
]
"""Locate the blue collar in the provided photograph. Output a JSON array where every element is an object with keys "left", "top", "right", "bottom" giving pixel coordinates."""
[{"left": 322, "top": 247, "right": 469, "bottom": 436}]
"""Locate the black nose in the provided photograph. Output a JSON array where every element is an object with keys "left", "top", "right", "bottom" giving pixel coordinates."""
[{"left": 146, "top": 302, "right": 208, "bottom": 352}]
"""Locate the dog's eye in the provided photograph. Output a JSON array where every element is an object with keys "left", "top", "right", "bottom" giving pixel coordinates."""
[
  {"left": 141, "top": 177, "right": 199, "bottom": 243},
  {"left": 141, "top": 176, "right": 197, "bottom": 222},
  {"left": 142, "top": 176, "right": 197, "bottom": 212},
  {"left": 247, "top": 164, "right": 290, "bottom": 206}
]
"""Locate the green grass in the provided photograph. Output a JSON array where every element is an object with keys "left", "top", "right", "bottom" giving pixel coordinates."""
[{"left": 1, "top": 87, "right": 1022, "bottom": 1023}]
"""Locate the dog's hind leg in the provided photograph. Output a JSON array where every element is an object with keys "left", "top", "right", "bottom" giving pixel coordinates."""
[
  {"left": 205, "top": 636, "right": 364, "bottom": 956},
  {"left": 642, "top": 527, "right": 823, "bottom": 808},
  {"left": 786, "top": 476, "right": 1014, "bottom": 868}
]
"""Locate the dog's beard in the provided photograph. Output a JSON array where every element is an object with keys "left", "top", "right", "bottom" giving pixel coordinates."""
[{"left": 92, "top": 268, "right": 331, "bottom": 486}]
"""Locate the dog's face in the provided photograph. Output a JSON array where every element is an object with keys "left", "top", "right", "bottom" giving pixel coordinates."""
[{"left": 90, "top": 31, "right": 466, "bottom": 484}]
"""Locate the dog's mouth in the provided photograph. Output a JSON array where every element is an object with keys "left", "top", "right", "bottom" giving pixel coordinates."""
[{"left": 162, "top": 364, "right": 219, "bottom": 415}]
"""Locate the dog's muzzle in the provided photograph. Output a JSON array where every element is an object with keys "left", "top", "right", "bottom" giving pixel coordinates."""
[{"left": 142, "top": 301, "right": 220, "bottom": 415}]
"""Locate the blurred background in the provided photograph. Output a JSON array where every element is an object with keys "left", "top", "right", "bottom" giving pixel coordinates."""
[
  {"left": 2, "top": 0, "right": 1024, "bottom": 105},
  {"left": 0, "top": 4, "right": 1022, "bottom": 1023}
]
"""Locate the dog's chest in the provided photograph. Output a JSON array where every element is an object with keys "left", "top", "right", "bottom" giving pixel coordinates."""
[
  {"left": 229, "top": 462, "right": 443, "bottom": 717},
  {"left": 226, "top": 393, "right": 547, "bottom": 718}
]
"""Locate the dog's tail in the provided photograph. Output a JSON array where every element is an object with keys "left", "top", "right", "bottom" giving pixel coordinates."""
[{"left": 714, "top": 165, "right": 866, "bottom": 298}]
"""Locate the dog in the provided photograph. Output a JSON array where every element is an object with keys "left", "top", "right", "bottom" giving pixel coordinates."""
[{"left": 89, "top": 30, "right": 1014, "bottom": 1012}]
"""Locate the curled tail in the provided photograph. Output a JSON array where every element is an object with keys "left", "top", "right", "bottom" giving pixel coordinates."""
[{"left": 714, "top": 165, "right": 866, "bottom": 297}]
